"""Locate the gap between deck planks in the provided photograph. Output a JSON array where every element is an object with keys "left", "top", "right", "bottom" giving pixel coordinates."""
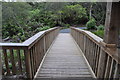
[{"left": 34, "top": 33, "right": 94, "bottom": 79}]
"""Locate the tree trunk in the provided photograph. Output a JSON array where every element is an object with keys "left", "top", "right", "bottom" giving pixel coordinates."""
[{"left": 89, "top": 4, "right": 92, "bottom": 20}]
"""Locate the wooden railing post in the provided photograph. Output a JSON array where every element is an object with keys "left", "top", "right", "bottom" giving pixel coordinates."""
[{"left": 24, "top": 48, "right": 32, "bottom": 79}]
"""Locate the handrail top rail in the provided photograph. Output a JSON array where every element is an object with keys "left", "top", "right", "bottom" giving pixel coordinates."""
[
  {"left": 0, "top": 27, "right": 59, "bottom": 47},
  {"left": 71, "top": 27, "right": 103, "bottom": 43}
]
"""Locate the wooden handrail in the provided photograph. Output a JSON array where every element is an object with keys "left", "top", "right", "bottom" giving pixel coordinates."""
[
  {"left": 71, "top": 27, "right": 103, "bottom": 44},
  {"left": 100, "top": 41, "right": 116, "bottom": 48},
  {"left": 0, "top": 27, "right": 58, "bottom": 47},
  {"left": 1, "top": 27, "right": 60, "bottom": 79},
  {"left": 70, "top": 27, "right": 120, "bottom": 79}
]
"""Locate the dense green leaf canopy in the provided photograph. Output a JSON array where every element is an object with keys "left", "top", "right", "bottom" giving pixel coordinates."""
[{"left": 2, "top": 2, "right": 106, "bottom": 42}]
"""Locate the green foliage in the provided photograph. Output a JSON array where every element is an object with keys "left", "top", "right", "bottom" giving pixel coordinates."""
[
  {"left": 77, "top": 2, "right": 106, "bottom": 25},
  {"left": 97, "top": 25, "right": 104, "bottom": 30},
  {"left": 36, "top": 26, "right": 50, "bottom": 31},
  {"left": 86, "top": 18, "right": 96, "bottom": 30},
  {"left": 2, "top": 2, "right": 32, "bottom": 42},
  {"left": 2, "top": 2, "right": 106, "bottom": 42},
  {"left": 92, "top": 25, "right": 104, "bottom": 38},
  {"left": 65, "top": 24, "right": 70, "bottom": 27},
  {"left": 59, "top": 4, "right": 88, "bottom": 24},
  {"left": 93, "top": 30, "right": 104, "bottom": 38}
]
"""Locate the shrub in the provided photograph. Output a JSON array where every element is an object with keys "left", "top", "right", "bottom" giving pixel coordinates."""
[
  {"left": 97, "top": 25, "right": 104, "bottom": 30},
  {"left": 36, "top": 26, "right": 50, "bottom": 31},
  {"left": 93, "top": 30, "right": 104, "bottom": 38},
  {"left": 65, "top": 24, "right": 70, "bottom": 27},
  {"left": 60, "top": 4, "right": 88, "bottom": 25},
  {"left": 86, "top": 18, "right": 96, "bottom": 30}
]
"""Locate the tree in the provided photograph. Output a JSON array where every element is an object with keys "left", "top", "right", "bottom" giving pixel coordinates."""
[
  {"left": 76, "top": 2, "right": 106, "bottom": 25},
  {"left": 59, "top": 4, "right": 88, "bottom": 25},
  {"left": 2, "top": 2, "right": 32, "bottom": 41}
]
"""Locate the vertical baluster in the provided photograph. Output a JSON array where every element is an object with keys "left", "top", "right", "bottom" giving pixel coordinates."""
[
  {"left": 113, "top": 63, "right": 120, "bottom": 79},
  {"left": 30, "top": 48, "right": 34, "bottom": 78},
  {"left": 36, "top": 42, "right": 38, "bottom": 69},
  {"left": 17, "top": 50, "right": 22, "bottom": 74},
  {"left": 88, "top": 39, "right": 91, "bottom": 65},
  {"left": 42, "top": 37, "right": 45, "bottom": 57},
  {"left": 38, "top": 40, "right": 40, "bottom": 67},
  {"left": 95, "top": 47, "right": 101, "bottom": 76},
  {"left": 39, "top": 40, "right": 42, "bottom": 62},
  {"left": 84, "top": 36, "right": 86, "bottom": 55},
  {"left": 81, "top": 34, "right": 84, "bottom": 51},
  {"left": 104, "top": 55, "right": 112, "bottom": 78},
  {"left": 97, "top": 51, "right": 107, "bottom": 78},
  {"left": 109, "top": 59, "right": 116, "bottom": 78},
  {"left": 46, "top": 34, "right": 48, "bottom": 50},
  {"left": 92, "top": 43, "right": 96, "bottom": 73},
  {"left": 93, "top": 43, "right": 97, "bottom": 73},
  {"left": 24, "top": 49, "right": 32, "bottom": 79},
  {"left": 10, "top": 49, "right": 17, "bottom": 75},
  {"left": 85, "top": 37, "right": 88, "bottom": 59},
  {"left": 91, "top": 42, "right": 94, "bottom": 71},
  {"left": 94, "top": 45, "right": 99, "bottom": 75},
  {"left": 3, "top": 49, "right": 10, "bottom": 75},
  {"left": 44, "top": 35, "right": 46, "bottom": 53},
  {"left": 34, "top": 45, "right": 37, "bottom": 73}
]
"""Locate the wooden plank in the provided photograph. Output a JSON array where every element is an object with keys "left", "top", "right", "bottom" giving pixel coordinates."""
[
  {"left": 3, "top": 49, "right": 10, "bottom": 75},
  {"left": 24, "top": 49, "right": 32, "bottom": 79},
  {"left": 30, "top": 47, "right": 35, "bottom": 77},
  {"left": 10, "top": 49, "right": 16, "bottom": 74},
  {"left": 35, "top": 33, "right": 93, "bottom": 79},
  {"left": 109, "top": 59, "right": 116, "bottom": 78},
  {"left": 113, "top": 63, "right": 120, "bottom": 79},
  {"left": 17, "top": 50, "right": 22, "bottom": 74},
  {"left": 37, "top": 74, "right": 92, "bottom": 78},
  {"left": 104, "top": 56, "right": 112, "bottom": 78},
  {"left": 97, "top": 2, "right": 120, "bottom": 78},
  {"left": 95, "top": 46, "right": 100, "bottom": 76}
]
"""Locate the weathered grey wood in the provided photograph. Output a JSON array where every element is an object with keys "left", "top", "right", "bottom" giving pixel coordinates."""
[
  {"left": 95, "top": 46, "right": 100, "bottom": 76},
  {"left": 3, "top": 49, "right": 10, "bottom": 75},
  {"left": 17, "top": 50, "right": 22, "bottom": 74},
  {"left": 0, "top": 27, "right": 58, "bottom": 48},
  {"left": 71, "top": 27, "right": 120, "bottom": 79},
  {"left": 97, "top": 2, "right": 120, "bottom": 78},
  {"left": 35, "top": 33, "right": 92, "bottom": 78},
  {"left": 104, "top": 56, "right": 112, "bottom": 78},
  {"left": 10, "top": 49, "right": 16, "bottom": 74},
  {"left": 24, "top": 49, "right": 32, "bottom": 79},
  {"left": 113, "top": 64, "right": 120, "bottom": 79},
  {"left": 1, "top": 27, "right": 60, "bottom": 79}
]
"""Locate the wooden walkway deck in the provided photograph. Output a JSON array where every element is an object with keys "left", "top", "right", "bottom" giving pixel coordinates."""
[{"left": 35, "top": 33, "right": 93, "bottom": 79}]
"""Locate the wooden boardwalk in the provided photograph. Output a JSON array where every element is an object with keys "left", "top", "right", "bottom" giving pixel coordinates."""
[{"left": 35, "top": 33, "right": 93, "bottom": 79}]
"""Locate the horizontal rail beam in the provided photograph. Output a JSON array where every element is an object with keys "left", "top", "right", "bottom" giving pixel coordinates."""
[{"left": 0, "top": 27, "right": 58, "bottom": 47}]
